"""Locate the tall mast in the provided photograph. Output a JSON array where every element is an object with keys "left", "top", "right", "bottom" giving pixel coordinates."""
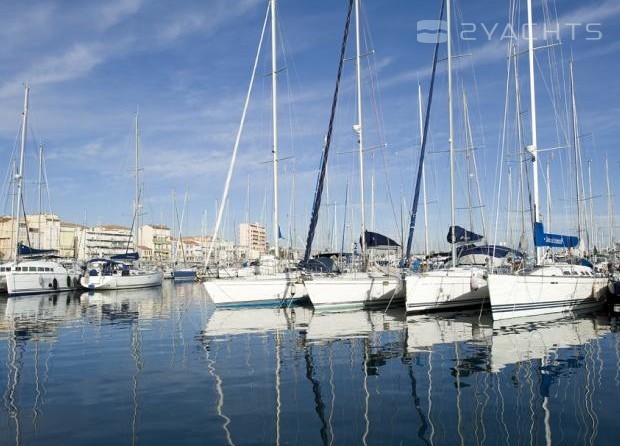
[
  {"left": 605, "top": 154, "right": 614, "bottom": 250},
  {"left": 587, "top": 159, "right": 595, "bottom": 250},
  {"left": 38, "top": 143, "right": 43, "bottom": 249},
  {"left": 526, "top": 0, "right": 542, "bottom": 265},
  {"left": 447, "top": 0, "right": 456, "bottom": 267},
  {"left": 271, "top": 0, "right": 280, "bottom": 260},
  {"left": 418, "top": 83, "right": 429, "bottom": 257},
  {"left": 135, "top": 109, "right": 141, "bottom": 251},
  {"left": 513, "top": 44, "right": 529, "bottom": 242},
  {"left": 568, "top": 60, "right": 583, "bottom": 249},
  {"left": 354, "top": 0, "right": 367, "bottom": 259},
  {"left": 14, "top": 85, "right": 30, "bottom": 259}
]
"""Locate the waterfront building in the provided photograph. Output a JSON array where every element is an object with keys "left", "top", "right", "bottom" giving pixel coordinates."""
[
  {"left": 140, "top": 224, "right": 172, "bottom": 261},
  {"left": 0, "top": 213, "right": 62, "bottom": 260},
  {"left": 78, "top": 225, "right": 133, "bottom": 259},
  {"left": 239, "top": 223, "right": 267, "bottom": 260}
]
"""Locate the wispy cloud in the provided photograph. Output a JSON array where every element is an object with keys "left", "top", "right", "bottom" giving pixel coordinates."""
[{"left": 0, "top": 43, "right": 107, "bottom": 98}]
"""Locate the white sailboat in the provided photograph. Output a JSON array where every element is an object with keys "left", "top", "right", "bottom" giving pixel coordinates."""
[
  {"left": 1, "top": 86, "right": 81, "bottom": 296},
  {"left": 303, "top": 0, "right": 404, "bottom": 310},
  {"left": 405, "top": 0, "right": 489, "bottom": 315},
  {"left": 172, "top": 188, "right": 197, "bottom": 282},
  {"left": 80, "top": 111, "right": 163, "bottom": 290},
  {"left": 203, "top": 0, "right": 307, "bottom": 307},
  {"left": 488, "top": 0, "right": 607, "bottom": 321}
]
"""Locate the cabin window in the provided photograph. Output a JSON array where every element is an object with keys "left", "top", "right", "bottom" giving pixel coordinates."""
[
  {"left": 30, "top": 267, "right": 37, "bottom": 272},
  {"left": 563, "top": 270, "right": 570, "bottom": 276},
  {"left": 4, "top": 267, "right": 10, "bottom": 272},
  {"left": 15, "top": 267, "right": 21, "bottom": 271},
  {"left": 38, "top": 267, "right": 44, "bottom": 271},
  {"left": 572, "top": 271, "right": 578, "bottom": 276},
  {"left": 47, "top": 267, "right": 52, "bottom": 272},
  {"left": 0, "top": 267, "right": 3, "bottom": 272}
]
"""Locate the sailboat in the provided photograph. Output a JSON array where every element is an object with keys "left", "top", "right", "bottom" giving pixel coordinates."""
[
  {"left": 202, "top": 0, "right": 308, "bottom": 307},
  {"left": 302, "top": 0, "right": 404, "bottom": 310},
  {"left": 487, "top": 0, "right": 607, "bottom": 321},
  {"left": 80, "top": 111, "right": 163, "bottom": 290},
  {"left": 1, "top": 86, "right": 81, "bottom": 296},
  {"left": 171, "top": 188, "right": 197, "bottom": 282},
  {"left": 404, "top": 0, "right": 491, "bottom": 315}
]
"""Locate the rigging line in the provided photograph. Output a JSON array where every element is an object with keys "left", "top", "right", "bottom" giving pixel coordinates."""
[
  {"left": 491, "top": 24, "right": 514, "bottom": 269},
  {"left": 403, "top": 0, "right": 445, "bottom": 264},
  {"left": 302, "top": 0, "right": 354, "bottom": 264},
  {"left": 205, "top": 5, "right": 270, "bottom": 267},
  {"left": 359, "top": 5, "right": 400, "bottom": 243}
]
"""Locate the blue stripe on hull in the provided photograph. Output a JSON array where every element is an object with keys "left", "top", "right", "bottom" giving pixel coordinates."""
[{"left": 492, "top": 297, "right": 605, "bottom": 316}]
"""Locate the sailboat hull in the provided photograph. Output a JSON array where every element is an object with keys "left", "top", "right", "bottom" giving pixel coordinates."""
[
  {"left": 304, "top": 273, "right": 404, "bottom": 310},
  {"left": 488, "top": 266, "right": 607, "bottom": 321},
  {"left": 203, "top": 275, "right": 308, "bottom": 307},
  {"left": 405, "top": 267, "right": 488, "bottom": 314},
  {"left": 80, "top": 271, "right": 163, "bottom": 290},
  {"left": 172, "top": 268, "right": 196, "bottom": 282},
  {"left": 4, "top": 260, "right": 81, "bottom": 296}
]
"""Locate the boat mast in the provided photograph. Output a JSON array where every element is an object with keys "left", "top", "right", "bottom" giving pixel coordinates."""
[
  {"left": 526, "top": 0, "right": 542, "bottom": 265},
  {"left": 587, "top": 159, "right": 595, "bottom": 250},
  {"left": 14, "top": 85, "right": 29, "bottom": 259},
  {"left": 447, "top": 0, "right": 456, "bottom": 267},
  {"left": 418, "top": 83, "right": 430, "bottom": 257},
  {"left": 605, "top": 154, "right": 614, "bottom": 250},
  {"left": 354, "top": 0, "right": 367, "bottom": 261},
  {"left": 38, "top": 143, "right": 43, "bottom": 249},
  {"left": 135, "top": 110, "right": 141, "bottom": 251},
  {"left": 569, "top": 60, "right": 583, "bottom": 251},
  {"left": 271, "top": 0, "right": 280, "bottom": 260}
]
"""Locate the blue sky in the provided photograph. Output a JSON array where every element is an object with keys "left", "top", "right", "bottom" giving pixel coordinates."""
[{"left": 0, "top": 0, "right": 618, "bottom": 253}]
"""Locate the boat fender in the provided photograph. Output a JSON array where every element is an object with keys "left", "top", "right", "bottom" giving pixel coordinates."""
[
  {"left": 67, "top": 276, "right": 71, "bottom": 288},
  {"left": 290, "top": 283, "right": 296, "bottom": 296},
  {"left": 470, "top": 273, "right": 484, "bottom": 292},
  {"left": 74, "top": 276, "right": 81, "bottom": 287},
  {"left": 52, "top": 278, "right": 58, "bottom": 290}
]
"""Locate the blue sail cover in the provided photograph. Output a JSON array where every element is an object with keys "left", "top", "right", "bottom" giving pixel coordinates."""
[
  {"left": 361, "top": 231, "right": 400, "bottom": 248},
  {"left": 110, "top": 252, "right": 140, "bottom": 261},
  {"left": 446, "top": 226, "right": 484, "bottom": 244},
  {"left": 18, "top": 243, "right": 57, "bottom": 256},
  {"left": 458, "top": 244, "right": 523, "bottom": 260},
  {"left": 534, "top": 222, "right": 579, "bottom": 248}
]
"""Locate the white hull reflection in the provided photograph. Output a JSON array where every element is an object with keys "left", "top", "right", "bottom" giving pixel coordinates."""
[
  {"left": 489, "top": 311, "right": 608, "bottom": 373},
  {"left": 203, "top": 305, "right": 313, "bottom": 338},
  {"left": 305, "top": 308, "right": 405, "bottom": 344},
  {"left": 406, "top": 312, "right": 492, "bottom": 353}
]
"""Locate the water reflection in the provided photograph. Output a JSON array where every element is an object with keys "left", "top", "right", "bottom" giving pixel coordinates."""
[
  {"left": 1, "top": 291, "right": 82, "bottom": 446},
  {"left": 79, "top": 286, "right": 166, "bottom": 324},
  {"left": 403, "top": 310, "right": 615, "bottom": 445},
  {"left": 0, "top": 286, "right": 618, "bottom": 445}
]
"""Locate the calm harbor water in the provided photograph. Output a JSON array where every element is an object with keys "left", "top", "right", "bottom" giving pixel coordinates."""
[{"left": 0, "top": 282, "right": 619, "bottom": 445}]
